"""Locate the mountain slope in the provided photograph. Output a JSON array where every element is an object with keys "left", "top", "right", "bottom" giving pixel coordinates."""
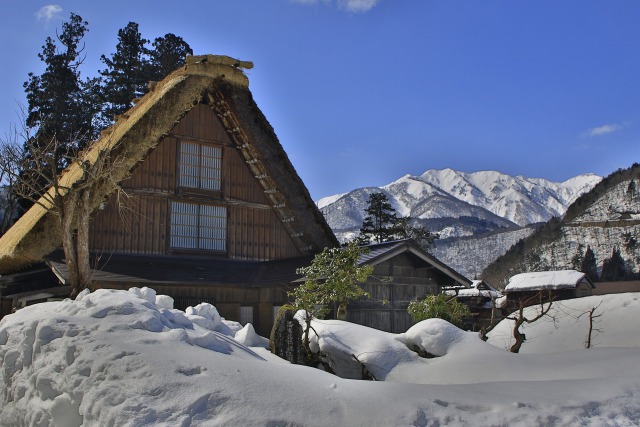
[{"left": 482, "top": 164, "right": 640, "bottom": 287}]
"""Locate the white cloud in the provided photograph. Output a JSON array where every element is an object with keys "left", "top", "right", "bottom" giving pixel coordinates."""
[
  {"left": 338, "top": 0, "right": 380, "bottom": 13},
  {"left": 35, "top": 5, "right": 62, "bottom": 23},
  {"left": 585, "top": 123, "right": 623, "bottom": 137},
  {"left": 291, "top": 0, "right": 380, "bottom": 13}
]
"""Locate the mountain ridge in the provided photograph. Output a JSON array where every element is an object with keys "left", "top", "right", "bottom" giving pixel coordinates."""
[{"left": 318, "top": 169, "right": 601, "bottom": 240}]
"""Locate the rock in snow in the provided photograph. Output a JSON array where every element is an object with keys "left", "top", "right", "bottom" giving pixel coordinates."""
[{"left": 1, "top": 287, "right": 640, "bottom": 426}]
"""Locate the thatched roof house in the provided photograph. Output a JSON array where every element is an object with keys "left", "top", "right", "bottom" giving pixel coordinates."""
[
  {"left": 0, "top": 55, "right": 338, "bottom": 335},
  {"left": 0, "top": 55, "right": 337, "bottom": 272}
]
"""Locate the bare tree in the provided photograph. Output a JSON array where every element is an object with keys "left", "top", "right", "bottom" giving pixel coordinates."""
[
  {"left": 0, "top": 130, "right": 23, "bottom": 234},
  {"left": 0, "top": 123, "right": 127, "bottom": 297},
  {"left": 479, "top": 292, "right": 502, "bottom": 341},
  {"left": 506, "top": 291, "right": 554, "bottom": 353},
  {"left": 578, "top": 302, "right": 604, "bottom": 349}
]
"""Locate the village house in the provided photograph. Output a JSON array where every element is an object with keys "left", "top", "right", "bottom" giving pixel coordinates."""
[
  {"left": 343, "top": 239, "right": 471, "bottom": 333},
  {"left": 445, "top": 280, "right": 506, "bottom": 330},
  {"left": 503, "top": 270, "right": 595, "bottom": 309},
  {"left": 0, "top": 55, "right": 470, "bottom": 336}
]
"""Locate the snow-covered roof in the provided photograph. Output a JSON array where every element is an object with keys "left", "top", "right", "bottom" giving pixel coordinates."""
[
  {"left": 457, "top": 280, "right": 502, "bottom": 298},
  {"left": 505, "top": 270, "right": 591, "bottom": 292}
]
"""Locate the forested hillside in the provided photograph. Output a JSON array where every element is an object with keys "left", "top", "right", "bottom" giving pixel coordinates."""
[
  {"left": 482, "top": 164, "right": 640, "bottom": 288},
  {"left": 432, "top": 225, "right": 538, "bottom": 280}
]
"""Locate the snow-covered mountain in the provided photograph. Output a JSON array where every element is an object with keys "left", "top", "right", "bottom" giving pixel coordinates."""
[{"left": 318, "top": 169, "right": 601, "bottom": 242}]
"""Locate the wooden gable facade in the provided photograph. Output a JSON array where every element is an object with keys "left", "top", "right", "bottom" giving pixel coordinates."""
[
  {"left": 89, "top": 104, "right": 301, "bottom": 261},
  {"left": 346, "top": 240, "right": 472, "bottom": 333}
]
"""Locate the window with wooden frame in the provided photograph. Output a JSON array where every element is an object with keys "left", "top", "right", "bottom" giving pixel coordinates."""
[
  {"left": 170, "top": 201, "right": 227, "bottom": 251},
  {"left": 179, "top": 141, "right": 222, "bottom": 191}
]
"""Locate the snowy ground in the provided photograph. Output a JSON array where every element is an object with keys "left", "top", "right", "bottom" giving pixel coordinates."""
[
  {"left": 1, "top": 288, "right": 639, "bottom": 426},
  {"left": 487, "top": 292, "right": 640, "bottom": 353}
]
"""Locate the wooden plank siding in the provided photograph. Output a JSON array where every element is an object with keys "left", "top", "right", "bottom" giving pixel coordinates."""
[
  {"left": 89, "top": 102, "right": 301, "bottom": 261},
  {"left": 90, "top": 196, "right": 168, "bottom": 255},
  {"left": 345, "top": 254, "right": 444, "bottom": 333}
]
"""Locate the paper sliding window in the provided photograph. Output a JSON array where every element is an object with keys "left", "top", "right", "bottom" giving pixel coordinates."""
[
  {"left": 179, "top": 141, "right": 221, "bottom": 191},
  {"left": 170, "top": 202, "right": 226, "bottom": 251}
]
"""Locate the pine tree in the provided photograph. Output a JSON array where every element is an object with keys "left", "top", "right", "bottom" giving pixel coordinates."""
[
  {"left": 581, "top": 245, "right": 598, "bottom": 281},
  {"left": 358, "top": 192, "right": 402, "bottom": 244},
  {"left": 395, "top": 216, "right": 438, "bottom": 250},
  {"left": 600, "top": 247, "right": 627, "bottom": 282},
  {"left": 100, "top": 22, "right": 150, "bottom": 120},
  {"left": 357, "top": 192, "right": 437, "bottom": 248},
  {"left": 149, "top": 33, "right": 193, "bottom": 81}
]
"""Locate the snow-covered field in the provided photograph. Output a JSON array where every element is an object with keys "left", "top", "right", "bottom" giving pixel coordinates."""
[
  {"left": 1, "top": 288, "right": 640, "bottom": 426},
  {"left": 487, "top": 292, "right": 640, "bottom": 354}
]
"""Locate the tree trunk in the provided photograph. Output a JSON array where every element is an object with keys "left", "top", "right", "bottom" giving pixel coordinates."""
[
  {"left": 75, "top": 189, "right": 92, "bottom": 294},
  {"left": 510, "top": 317, "right": 526, "bottom": 353},
  {"left": 336, "top": 303, "right": 347, "bottom": 321},
  {"left": 60, "top": 193, "right": 80, "bottom": 298},
  {"left": 59, "top": 189, "right": 93, "bottom": 299}
]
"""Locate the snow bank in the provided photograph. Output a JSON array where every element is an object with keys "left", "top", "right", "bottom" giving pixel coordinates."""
[
  {"left": 401, "top": 318, "right": 467, "bottom": 357},
  {"left": 488, "top": 292, "right": 640, "bottom": 353},
  {"left": 1, "top": 288, "right": 640, "bottom": 426},
  {"left": 234, "top": 323, "right": 269, "bottom": 348}
]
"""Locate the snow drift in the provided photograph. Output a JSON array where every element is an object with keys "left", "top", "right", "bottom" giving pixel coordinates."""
[{"left": 1, "top": 287, "right": 640, "bottom": 426}]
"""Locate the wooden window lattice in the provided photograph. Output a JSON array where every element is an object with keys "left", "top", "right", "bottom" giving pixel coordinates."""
[
  {"left": 179, "top": 141, "right": 221, "bottom": 191},
  {"left": 170, "top": 201, "right": 226, "bottom": 251}
]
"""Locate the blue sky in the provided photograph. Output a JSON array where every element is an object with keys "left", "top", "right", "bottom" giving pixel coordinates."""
[{"left": 1, "top": 1, "right": 639, "bottom": 200}]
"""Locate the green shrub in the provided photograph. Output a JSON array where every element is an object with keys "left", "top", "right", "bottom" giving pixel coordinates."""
[{"left": 407, "top": 294, "right": 470, "bottom": 328}]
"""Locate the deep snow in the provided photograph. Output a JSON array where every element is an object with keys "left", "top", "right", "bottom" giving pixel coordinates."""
[{"left": 1, "top": 287, "right": 639, "bottom": 426}]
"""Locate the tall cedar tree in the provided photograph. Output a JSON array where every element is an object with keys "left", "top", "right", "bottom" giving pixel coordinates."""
[
  {"left": 149, "top": 33, "right": 193, "bottom": 81},
  {"left": 100, "top": 22, "right": 150, "bottom": 120},
  {"left": 581, "top": 245, "right": 599, "bottom": 281},
  {"left": 100, "top": 25, "right": 192, "bottom": 122},
  {"left": 358, "top": 192, "right": 437, "bottom": 248},
  {"left": 358, "top": 192, "right": 402, "bottom": 244},
  {"left": 22, "top": 13, "right": 100, "bottom": 202}
]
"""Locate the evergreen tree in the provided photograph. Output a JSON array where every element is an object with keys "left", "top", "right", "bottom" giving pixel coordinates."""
[
  {"left": 571, "top": 244, "right": 585, "bottom": 271},
  {"left": 627, "top": 180, "right": 637, "bottom": 200},
  {"left": 357, "top": 192, "right": 437, "bottom": 248},
  {"left": 600, "top": 247, "right": 627, "bottom": 282},
  {"left": 581, "top": 245, "right": 598, "bottom": 282},
  {"left": 395, "top": 217, "right": 438, "bottom": 250},
  {"left": 358, "top": 192, "right": 402, "bottom": 244},
  {"left": 100, "top": 22, "right": 150, "bottom": 120},
  {"left": 22, "top": 13, "right": 99, "bottom": 206},
  {"left": 23, "top": 13, "right": 98, "bottom": 161},
  {"left": 149, "top": 33, "right": 193, "bottom": 81}
]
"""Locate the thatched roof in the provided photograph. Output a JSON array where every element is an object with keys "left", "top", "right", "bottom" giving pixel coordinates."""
[{"left": 0, "top": 55, "right": 338, "bottom": 274}]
